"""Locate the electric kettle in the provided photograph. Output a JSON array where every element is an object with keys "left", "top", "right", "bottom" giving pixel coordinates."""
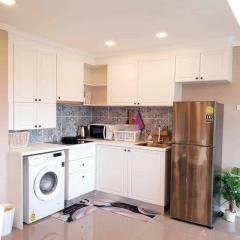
[{"left": 77, "top": 126, "right": 88, "bottom": 139}]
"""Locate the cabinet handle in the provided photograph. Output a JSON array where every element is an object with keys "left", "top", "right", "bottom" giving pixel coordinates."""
[
  {"left": 58, "top": 97, "right": 61, "bottom": 100},
  {"left": 34, "top": 125, "right": 37, "bottom": 128},
  {"left": 38, "top": 99, "right": 41, "bottom": 102},
  {"left": 34, "top": 99, "right": 37, "bottom": 102},
  {"left": 137, "top": 103, "right": 140, "bottom": 105},
  {"left": 134, "top": 102, "right": 136, "bottom": 105},
  {"left": 195, "top": 77, "right": 199, "bottom": 80},
  {"left": 128, "top": 150, "right": 130, "bottom": 152},
  {"left": 124, "top": 149, "right": 127, "bottom": 152},
  {"left": 38, "top": 125, "right": 41, "bottom": 128},
  {"left": 82, "top": 176, "right": 85, "bottom": 178},
  {"left": 82, "top": 163, "right": 85, "bottom": 167},
  {"left": 200, "top": 77, "right": 203, "bottom": 80}
]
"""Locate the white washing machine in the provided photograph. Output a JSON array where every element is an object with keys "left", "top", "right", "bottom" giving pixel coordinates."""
[{"left": 23, "top": 151, "right": 65, "bottom": 224}]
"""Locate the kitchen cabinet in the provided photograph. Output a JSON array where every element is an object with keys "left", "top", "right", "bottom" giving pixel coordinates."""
[
  {"left": 174, "top": 54, "right": 200, "bottom": 82},
  {"left": 107, "top": 62, "right": 138, "bottom": 105},
  {"left": 96, "top": 144, "right": 170, "bottom": 206},
  {"left": 13, "top": 43, "right": 57, "bottom": 103},
  {"left": 37, "top": 49, "right": 57, "bottom": 103},
  {"left": 14, "top": 103, "right": 56, "bottom": 130},
  {"left": 138, "top": 56, "right": 176, "bottom": 106},
  {"left": 57, "top": 52, "right": 84, "bottom": 102},
  {"left": 13, "top": 44, "right": 37, "bottom": 103},
  {"left": 175, "top": 49, "right": 232, "bottom": 82},
  {"left": 9, "top": 39, "right": 57, "bottom": 130},
  {"left": 127, "top": 148, "right": 170, "bottom": 206},
  {"left": 107, "top": 57, "right": 180, "bottom": 106},
  {"left": 96, "top": 145, "right": 128, "bottom": 196},
  {"left": 65, "top": 144, "right": 96, "bottom": 200}
]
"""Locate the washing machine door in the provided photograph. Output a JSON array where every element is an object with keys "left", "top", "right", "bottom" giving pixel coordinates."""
[{"left": 34, "top": 166, "right": 63, "bottom": 201}]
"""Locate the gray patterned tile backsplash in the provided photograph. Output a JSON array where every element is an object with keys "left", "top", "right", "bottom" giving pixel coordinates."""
[{"left": 12, "top": 104, "right": 172, "bottom": 144}]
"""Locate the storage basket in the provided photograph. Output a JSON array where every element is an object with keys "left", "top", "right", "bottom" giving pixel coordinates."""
[
  {"left": 114, "top": 125, "right": 141, "bottom": 142},
  {"left": 9, "top": 131, "right": 30, "bottom": 148}
]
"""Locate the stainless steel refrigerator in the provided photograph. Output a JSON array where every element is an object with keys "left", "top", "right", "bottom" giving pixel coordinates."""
[{"left": 170, "top": 101, "right": 223, "bottom": 228}]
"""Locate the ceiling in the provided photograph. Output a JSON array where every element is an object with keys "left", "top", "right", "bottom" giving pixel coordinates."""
[{"left": 0, "top": 0, "right": 240, "bottom": 56}]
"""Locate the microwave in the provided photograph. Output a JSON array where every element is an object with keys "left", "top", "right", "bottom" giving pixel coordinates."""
[{"left": 88, "top": 124, "right": 114, "bottom": 140}]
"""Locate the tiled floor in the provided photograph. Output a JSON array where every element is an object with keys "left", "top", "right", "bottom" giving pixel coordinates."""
[{"left": 2, "top": 209, "right": 240, "bottom": 240}]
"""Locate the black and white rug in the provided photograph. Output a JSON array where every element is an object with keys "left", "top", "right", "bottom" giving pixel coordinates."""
[{"left": 52, "top": 198, "right": 159, "bottom": 223}]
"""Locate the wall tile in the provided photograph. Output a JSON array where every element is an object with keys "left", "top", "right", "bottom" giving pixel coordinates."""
[{"left": 12, "top": 103, "right": 173, "bottom": 144}]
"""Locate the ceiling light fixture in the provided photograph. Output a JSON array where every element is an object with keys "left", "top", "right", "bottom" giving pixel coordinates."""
[
  {"left": 0, "top": 0, "right": 16, "bottom": 5},
  {"left": 156, "top": 32, "right": 168, "bottom": 38},
  {"left": 227, "top": 0, "right": 240, "bottom": 26},
  {"left": 105, "top": 41, "right": 116, "bottom": 47}
]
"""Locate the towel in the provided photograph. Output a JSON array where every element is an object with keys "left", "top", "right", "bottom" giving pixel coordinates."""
[{"left": 135, "top": 110, "right": 145, "bottom": 130}]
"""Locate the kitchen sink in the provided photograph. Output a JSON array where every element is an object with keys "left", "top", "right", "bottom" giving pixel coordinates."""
[{"left": 136, "top": 142, "right": 170, "bottom": 148}]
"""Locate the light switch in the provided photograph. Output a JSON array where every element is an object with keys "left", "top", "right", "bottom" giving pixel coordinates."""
[{"left": 236, "top": 104, "right": 240, "bottom": 111}]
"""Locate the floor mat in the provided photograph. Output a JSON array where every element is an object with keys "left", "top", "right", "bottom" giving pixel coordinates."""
[{"left": 52, "top": 198, "right": 159, "bottom": 223}]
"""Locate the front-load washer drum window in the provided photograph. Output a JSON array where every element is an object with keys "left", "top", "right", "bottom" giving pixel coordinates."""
[
  {"left": 34, "top": 166, "right": 63, "bottom": 201},
  {"left": 39, "top": 172, "right": 58, "bottom": 194}
]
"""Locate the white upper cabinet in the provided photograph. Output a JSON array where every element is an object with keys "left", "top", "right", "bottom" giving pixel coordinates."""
[
  {"left": 37, "top": 103, "right": 56, "bottom": 129},
  {"left": 175, "top": 48, "right": 232, "bottom": 83},
  {"left": 107, "top": 62, "right": 138, "bottom": 105},
  {"left": 200, "top": 50, "right": 232, "bottom": 81},
  {"left": 138, "top": 56, "right": 176, "bottom": 106},
  {"left": 13, "top": 43, "right": 57, "bottom": 103},
  {"left": 175, "top": 54, "right": 200, "bottom": 82},
  {"left": 13, "top": 44, "right": 38, "bottom": 103},
  {"left": 57, "top": 52, "right": 84, "bottom": 102},
  {"left": 37, "top": 49, "right": 57, "bottom": 103},
  {"left": 13, "top": 103, "right": 56, "bottom": 130}
]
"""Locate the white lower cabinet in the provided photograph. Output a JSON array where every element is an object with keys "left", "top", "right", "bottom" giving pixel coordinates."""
[
  {"left": 96, "top": 145, "right": 128, "bottom": 196},
  {"left": 65, "top": 144, "right": 96, "bottom": 200},
  {"left": 96, "top": 145, "right": 170, "bottom": 206},
  {"left": 13, "top": 103, "right": 56, "bottom": 130},
  {"left": 128, "top": 148, "right": 169, "bottom": 206}
]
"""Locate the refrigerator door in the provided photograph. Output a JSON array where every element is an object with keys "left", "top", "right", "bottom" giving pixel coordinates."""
[
  {"left": 170, "top": 144, "right": 213, "bottom": 227},
  {"left": 172, "top": 101, "right": 214, "bottom": 146}
]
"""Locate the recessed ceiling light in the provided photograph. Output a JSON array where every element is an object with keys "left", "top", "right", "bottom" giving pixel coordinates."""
[
  {"left": 105, "top": 41, "right": 116, "bottom": 47},
  {"left": 156, "top": 32, "right": 168, "bottom": 38},
  {"left": 0, "top": 0, "right": 16, "bottom": 5}
]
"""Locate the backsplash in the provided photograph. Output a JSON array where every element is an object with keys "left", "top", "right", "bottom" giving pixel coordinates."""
[{"left": 17, "top": 104, "right": 172, "bottom": 144}]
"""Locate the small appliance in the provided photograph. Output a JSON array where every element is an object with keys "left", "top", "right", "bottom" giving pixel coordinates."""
[
  {"left": 23, "top": 151, "right": 65, "bottom": 224},
  {"left": 88, "top": 124, "right": 114, "bottom": 140},
  {"left": 170, "top": 101, "right": 224, "bottom": 228},
  {"left": 77, "top": 125, "right": 88, "bottom": 139}
]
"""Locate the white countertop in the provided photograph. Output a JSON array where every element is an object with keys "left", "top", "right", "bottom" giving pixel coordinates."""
[
  {"left": 9, "top": 143, "right": 68, "bottom": 156},
  {"left": 9, "top": 139, "right": 170, "bottom": 156}
]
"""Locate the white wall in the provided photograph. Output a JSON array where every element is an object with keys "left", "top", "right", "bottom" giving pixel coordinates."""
[{"left": 0, "top": 29, "right": 9, "bottom": 202}]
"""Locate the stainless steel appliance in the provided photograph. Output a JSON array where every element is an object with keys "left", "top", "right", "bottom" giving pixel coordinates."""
[
  {"left": 88, "top": 124, "right": 114, "bottom": 140},
  {"left": 170, "top": 101, "right": 223, "bottom": 228},
  {"left": 77, "top": 126, "right": 88, "bottom": 139}
]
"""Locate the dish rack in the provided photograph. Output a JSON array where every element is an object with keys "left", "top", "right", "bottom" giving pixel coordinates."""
[
  {"left": 114, "top": 124, "right": 141, "bottom": 142},
  {"left": 9, "top": 131, "right": 30, "bottom": 148}
]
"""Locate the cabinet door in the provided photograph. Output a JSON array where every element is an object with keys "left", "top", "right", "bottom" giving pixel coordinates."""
[
  {"left": 38, "top": 49, "right": 57, "bottom": 103},
  {"left": 13, "top": 44, "right": 37, "bottom": 102},
  {"left": 37, "top": 103, "right": 56, "bottom": 128},
  {"left": 128, "top": 148, "right": 165, "bottom": 205},
  {"left": 138, "top": 57, "right": 176, "bottom": 106},
  {"left": 107, "top": 63, "right": 138, "bottom": 105},
  {"left": 96, "top": 145, "right": 127, "bottom": 196},
  {"left": 14, "top": 103, "right": 37, "bottom": 130},
  {"left": 200, "top": 50, "right": 232, "bottom": 81},
  {"left": 57, "top": 53, "right": 84, "bottom": 102},
  {"left": 175, "top": 54, "right": 200, "bottom": 82}
]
